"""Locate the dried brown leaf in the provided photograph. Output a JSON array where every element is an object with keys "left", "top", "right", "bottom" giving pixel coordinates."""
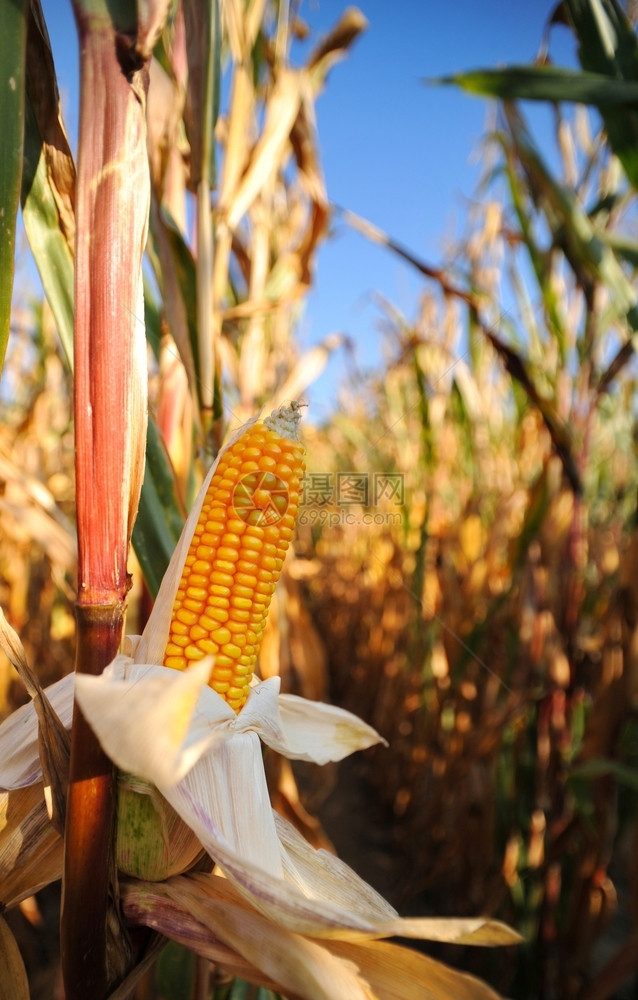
[
  {"left": 223, "top": 68, "right": 303, "bottom": 230},
  {"left": 0, "top": 915, "right": 29, "bottom": 1000},
  {"left": 0, "top": 784, "right": 62, "bottom": 911},
  {"left": 307, "top": 7, "right": 368, "bottom": 88}
]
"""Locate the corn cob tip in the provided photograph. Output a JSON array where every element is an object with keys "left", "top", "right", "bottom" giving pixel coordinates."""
[{"left": 263, "top": 401, "right": 304, "bottom": 441}]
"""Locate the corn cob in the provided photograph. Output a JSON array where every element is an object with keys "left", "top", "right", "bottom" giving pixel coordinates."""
[{"left": 163, "top": 404, "right": 305, "bottom": 712}]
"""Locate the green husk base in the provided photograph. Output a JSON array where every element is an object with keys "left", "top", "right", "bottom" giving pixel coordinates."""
[{"left": 116, "top": 773, "right": 205, "bottom": 880}]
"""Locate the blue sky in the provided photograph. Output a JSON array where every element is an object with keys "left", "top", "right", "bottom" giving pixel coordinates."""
[{"left": 41, "top": 0, "right": 576, "bottom": 420}]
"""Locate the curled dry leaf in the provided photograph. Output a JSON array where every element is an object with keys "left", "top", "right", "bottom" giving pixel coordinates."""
[{"left": 0, "top": 610, "right": 69, "bottom": 833}]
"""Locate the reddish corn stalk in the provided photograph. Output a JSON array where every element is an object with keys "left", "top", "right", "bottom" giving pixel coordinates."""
[{"left": 61, "top": 2, "right": 169, "bottom": 996}]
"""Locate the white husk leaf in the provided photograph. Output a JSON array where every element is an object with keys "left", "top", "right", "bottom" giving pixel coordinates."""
[{"left": 0, "top": 674, "right": 73, "bottom": 790}]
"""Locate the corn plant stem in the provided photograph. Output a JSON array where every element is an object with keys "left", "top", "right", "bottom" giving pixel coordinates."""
[
  {"left": 61, "top": 1, "right": 150, "bottom": 995},
  {"left": 61, "top": 603, "right": 128, "bottom": 999}
]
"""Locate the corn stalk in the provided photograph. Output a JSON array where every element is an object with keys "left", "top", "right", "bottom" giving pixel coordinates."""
[{"left": 61, "top": 2, "right": 169, "bottom": 996}]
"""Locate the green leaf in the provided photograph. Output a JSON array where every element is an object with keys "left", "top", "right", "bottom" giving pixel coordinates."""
[
  {"left": 0, "top": 0, "right": 27, "bottom": 371},
  {"left": 503, "top": 106, "right": 638, "bottom": 342},
  {"left": 160, "top": 209, "right": 202, "bottom": 406},
  {"left": 22, "top": 97, "right": 75, "bottom": 368},
  {"left": 564, "top": 0, "right": 638, "bottom": 190},
  {"left": 435, "top": 64, "right": 638, "bottom": 105},
  {"left": 132, "top": 417, "right": 184, "bottom": 598},
  {"left": 143, "top": 272, "right": 162, "bottom": 362},
  {"left": 20, "top": 2, "right": 76, "bottom": 369},
  {"left": 154, "top": 940, "right": 197, "bottom": 999},
  {"left": 568, "top": 757, "right": 638, "bottom": 793}
]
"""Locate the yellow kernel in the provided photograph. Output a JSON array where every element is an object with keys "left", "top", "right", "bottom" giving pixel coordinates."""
[
  {"left": 170, "top": 633, "right": 191, "bottom": 647},
  {"left": 206, "top": 502, "right": 226, "bottom": 535},
  {"left": 171, "top": 619, "right": 189, "bottom": 636},
  {"left": 255, "top": 581, "right": 274, "bottom": 594},
  {"left": 165, "top": 655, "right": 187, "bottom": 670},
  {"left": 251, "top": 490, "right": 271, "bottom": 508},
  {"left": 165, "top": 642, "right": 186, "bottom": 657},
  {"left": 221, "top": 532, "right": 242, "bottom": 547},
  {"left": 252, "top": 593, "right": 270, "bottom": 605},
  {"left": 222, "top": 642, "right": 243, "bottom": 659},
  {"left": 258, "top": 455, "right": 277, "bottom": 470},
  {"left": 261, "top": 556, "right": 280, "bottom": 572},
  {"left": 211, "top": 680, "right": 230, "bottom": 694},
  {"left": 176, "top": 608, "right": 198, "bottom": 626},
  {"left": 192, "top": 559, "right": 213, "bottom": 574},
  {"left": 214, "top": 560, "right": 237, "bottom": 574},
  {"left": 184, "top": 645, "right": 206, "bottom": 660},
  {"left": 226, "top": 518, "right": 247, "bottom": 535},
  {"left": 210, "top": 571, "right": 234, "bottom": 588},
  {"left": 210, "top": 627, "right": 231, "bottom": 645},
  {"left": 237, "top": 551, "right": 259, "bottom": 567},
  {"left": 204, "top": 606, "right": 229, "bottom": 624},
  {"left": 213, "top": 654, "right": 235, "bottom": 669},
  {"left": 199, "top": 534, "right": 220, "bottom": 548},
  {"left": 227, "top": 686, "right": 247, "bottom": 701},
  {"left": 236, "top": 660, "right": 254, "bottom": 674},
  {"left": 209, "top": 584, "right": 230, "bottom": 598},
  {"left": 190, "top": 625, "right": 208, "bottom": 641},
  {"left": 217, "top": 546, "right": 239, "bottom": 561},
  {"left": 188, "top": 575, "right": 209, "bottom": 588},
  {"left": 183, "top": 597, "right": 206, "bottom": 613},
  {"left": 263, "top": 525, "right": 283, "bottom": 541},
  {"left": 211, "top": 668, "right": 233, "bottom": 683},
  {"left": 236, "top": 572, "right": 257, "bottom": 587},
  {"left": 227, "top": 619, "right": 249, "bottom": 635},
  {"left": 232, "top": 585, "right": 254, "bottom": 600},
  {"left": 212, "top": 486, "right": 232, "bottom": 501},
  {"left": 196, "top": 544, "right": 216, "bottom": 561},
  {"left": 229, "top": 608, "right": 251, "bottom": 623},
  {"left": 199, "top": 639, "right": 220, "bottom": 656},
  {"left": 231, "top": 492, "right": 252, "bottom": 508},
  {"left": 230, "top": 595, "right": 253, "bottom": 610},
  {"left": 242, "top": 446, "right": 262, "bottom": 459},
  {"left": 242, "top": 535, "right": 262, "bottom": 552},
  {"left": 200, "top": 611, "right": 227, "bottom": 630},
  {"left": 208, "top": 594, "right": 230, "bottom": 608}
]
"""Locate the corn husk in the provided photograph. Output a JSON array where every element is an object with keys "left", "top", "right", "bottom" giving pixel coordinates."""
[
  {"left": 122, "top": 871, "right": 515, "bottom": 1000},
  {"left": 0, "top": 783, "right": 62, "bottom": 910},
  {"left": 116, "top": 773, "right": 205, "bottom": 880}
]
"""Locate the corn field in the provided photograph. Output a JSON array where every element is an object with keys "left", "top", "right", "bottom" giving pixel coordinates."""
[{"left": 1, "top": 1, "right": 638, "bottom": 999}]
